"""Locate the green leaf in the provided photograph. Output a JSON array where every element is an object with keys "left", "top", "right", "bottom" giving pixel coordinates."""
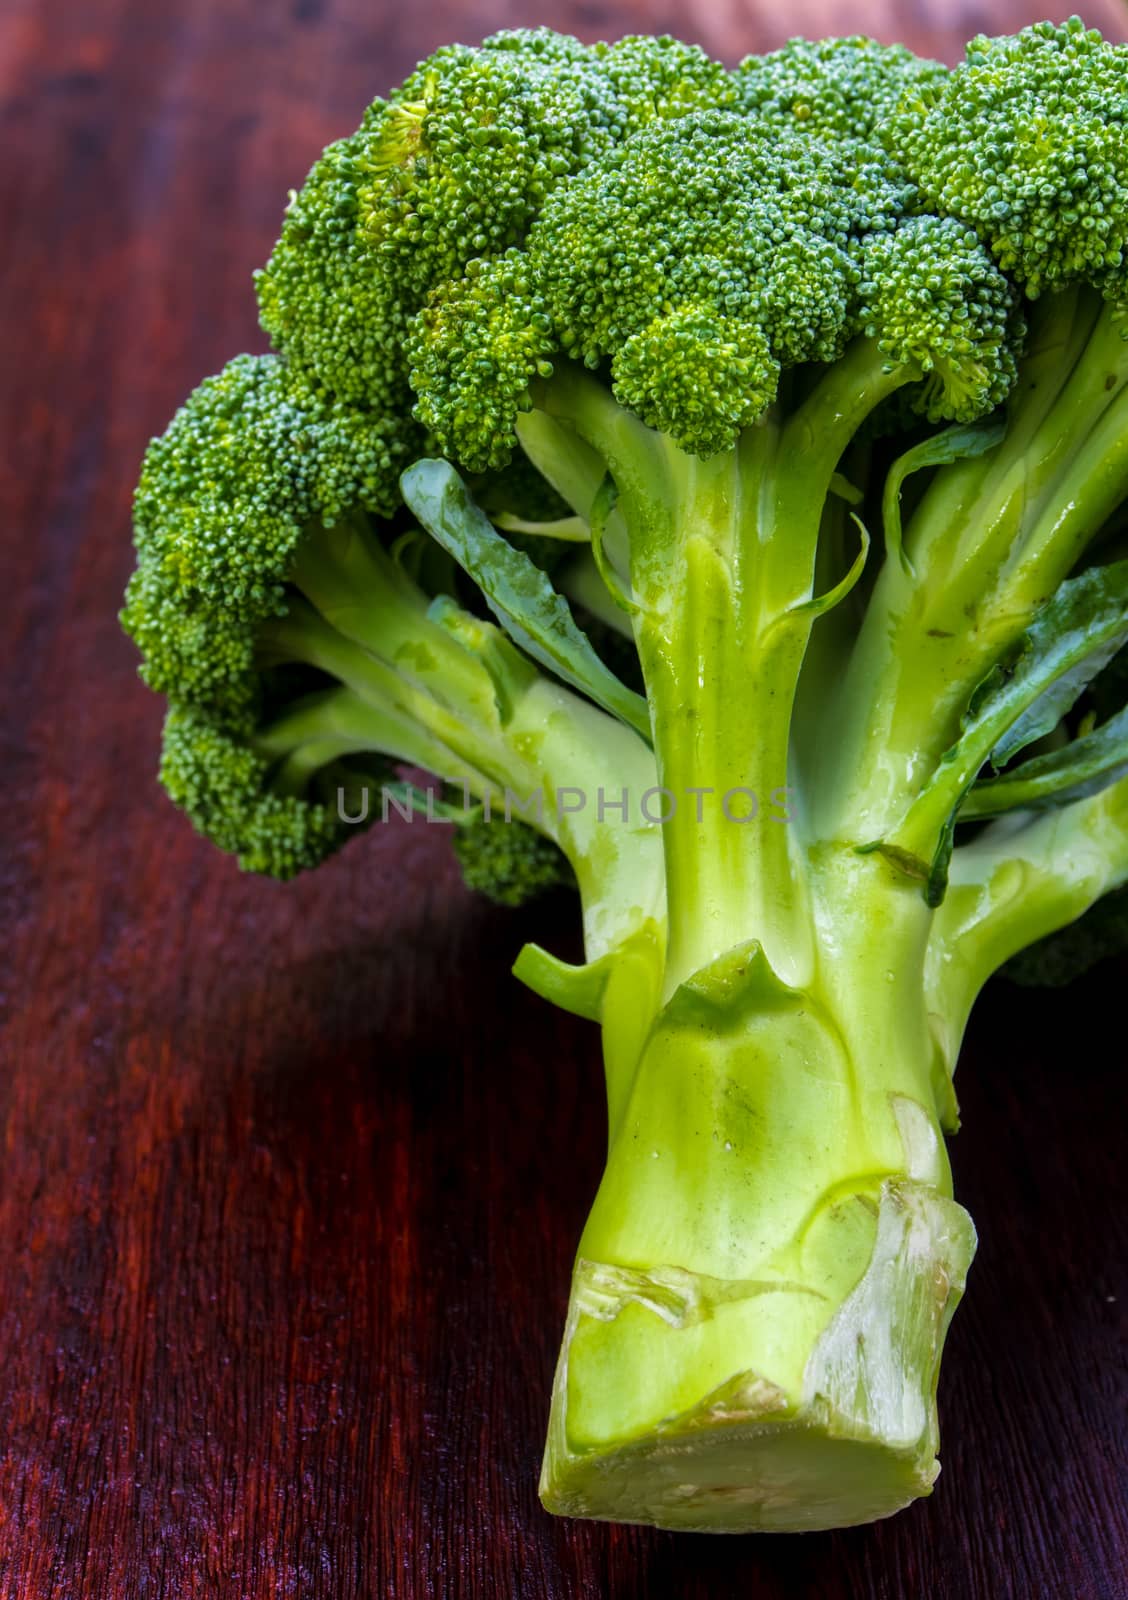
[
  {"left": 962, "top": 704, "right": 1128, "bottom": 818},
  {"left": 925, "top": 557, "right": 1128, "bottom": 811},
  {"left": 989, "top": 565, "right": 1128, "bottom": 768},
  {"left": 785, "top": 512, "right": 870, "bottom": 621},
  {"left": 879, "top": 557, "right": 1128, "bottom": 906},
  {"left": 883, "top": 418, "right": 1006, "bottom": 576},
  {"left": 401, "top": 459, "right": 652, "bottom": 743},
  {"left": 924, "top": 809, "right": 959, "bottom": 910}
]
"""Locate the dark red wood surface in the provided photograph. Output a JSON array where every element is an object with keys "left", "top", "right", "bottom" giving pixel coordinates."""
[{"left": 2, "top": 1, "right": 1127, "bottom": 1595}]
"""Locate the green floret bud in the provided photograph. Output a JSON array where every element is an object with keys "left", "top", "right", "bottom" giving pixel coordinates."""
[
  {"left": 523, "top": 111, "right": 904, "bottom": 454},
  {"left": 160, "top": 703, "right": 352, "bottom": 877},
  {"left": 255, "top": 124, "right": 421, "bottom": 414},
  {"left": 859, "top": 216, "right": 1022, "bottom": 421},
  {"left": 405, "top": 99, "right": 1023, "bottom": 463},
  {"left": 452, "top": 811, "right": 574, "bottom": 906},
  {"left": 612, "top": 308, "right": 779, "bottom": 459},
  {"left": 590, "top": 34, "right": 735, "bottom": 127},
  {"left": 122, "top": 354, "right": 407, "bottom": 714},
  {"left": 359, "top": 30, "right": 626, "bottom": 301},
  {"left": 890, "top": 18, "right": 1128, "bottom": 299},
  {"left": 407, "top": 253, "right": 556, "bottom": 472},
  {"left": 122, "top": 582, "right": 260, "bottom": 722},
  {"left": 736, "top": 34, "right": 947, "bottom": 142},
  {"left": 259, "top": 29, "right": 734, "bottom": 413}
]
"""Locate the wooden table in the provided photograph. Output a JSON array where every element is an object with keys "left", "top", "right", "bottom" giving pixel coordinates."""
[{"left": 3, "top": 1, "right": 1126, "bottom": 1594}]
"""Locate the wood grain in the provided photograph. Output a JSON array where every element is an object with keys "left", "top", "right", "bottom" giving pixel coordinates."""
[{"left": 1, "top": 1, "right": 1126, "bottom": 1596}]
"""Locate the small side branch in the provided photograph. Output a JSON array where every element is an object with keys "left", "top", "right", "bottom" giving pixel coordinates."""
[{"left": 925, "top": 777, "right": 1128, "bottom": 1053}]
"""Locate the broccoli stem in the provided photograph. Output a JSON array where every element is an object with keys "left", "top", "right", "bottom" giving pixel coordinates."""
[
  {"left": 257, "top": 594, "right": 516, "bottom": 793},
  {"left": 498, "top": 318, "right": 1128, "bottom": 1531},
  {"left": 540, "top": 845, "right": 974, "bottom": 1533},
  {"left": 495, "top": 347, "right": 1004, "bottom": 1530},
  {"left": 926, "top": 773, "right": 1128, "bottom": 1053},
  {"left": 253, "top": 682, "right": 494, "bottom": 799},
  {"left": 817, "top": 291, "right": 1128, "bottom": 851},
  {"left": 526, "top": 344, "right": 918, "bottom": 991},
  {"left": 256, "top": 511, "right": 667, "bottom": 958},
  {"left": 597, "top": 419, "right": 812, "bottom": 993}
]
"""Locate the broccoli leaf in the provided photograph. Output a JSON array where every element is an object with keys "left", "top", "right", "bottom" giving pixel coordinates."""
[
  {"left": 962, "top": 703, "right": 1128, "bottom": 817},
  {"left": 988, "top": 562, "right": 1128, "bottom": 768},
  {"left": 883, "top": 418, "right": 1006, "bottom": 575},
  {"left": 930, "top": 557, "right": 1128, "bottom": 796},
  {"left": 402, "top": 459, "right": 652, "bottom": 743},
  {"left": 882, "top": 559, "right": 1128, "bottom": 904}
]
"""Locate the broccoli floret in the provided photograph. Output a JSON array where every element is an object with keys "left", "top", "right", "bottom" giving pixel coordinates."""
[
  {"left": 735, "top": 34, "right": 947, "bottom": 140},
  {"left": 124, "top": 22, "right": 1128, "bottom": 1538},
  {"left": 255, "top": 124, "right": 419, "bottom": 413},
  {"left": 122, "top": 354, "right": 407, "bottom": 719},
  {"left": 529, "top": 110, "right": 887, "bottom": 453},
  {"left": 122, "top": 352, "right": 651, "bottom": 889},
  {"left": 257, "top": 28, "right": 731, "bottom": 417},
  {"left": 452, "top": 811, "right": 574, "bottom": 906},
  {"left": 890, "top": 17, "right": 1128, "bottom": 300},
  {"left": 158, "top": 704, "right": 358, "bottom": 878},
  {"left": 858, "top": 215, "right": 1021, "bottom": 421},
  {"left": 408, "top": 252, "right": 557, "bottom": 471},
  {"left": 360, "top": 30, "right": 622, "bottom": 301},
  {"left": 591, "top": 33, "right": 735, "bottom": 124},
  {"left": 410, "top": 108, "right": 1018, "bottom": 464}
]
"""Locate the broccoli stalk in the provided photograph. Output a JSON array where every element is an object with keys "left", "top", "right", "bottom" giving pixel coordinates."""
[
  {"left": 401, "top": 348, "right": 1127, "bottom": 1526},
  {"left": 410, "top": 342, "right": 1126, "bottom": 1528},
  {"left": 124, "top": 21, "right": 1128, "bottom": 1533},
  {"left": 421, "top": 356, "right": 970, "bottom": 1526},
  {"left": 821, "top": 291, "right": 1128, "bottom": 863}
]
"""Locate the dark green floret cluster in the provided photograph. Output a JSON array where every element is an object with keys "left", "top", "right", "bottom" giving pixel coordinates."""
[
  {"left": 452, "top": 810, "right": 573, "bottom": 906},
  {"left": 124, "top": 20, "right": 1128, "bottom": 1536},
  {"left": 735, "top": 34, "right": 948, "bottom": 138},
  {"left": 893, "top": 17, "right": 1128, "bottom": 299},
  {"left": 527, "top": 109, "right": 896, "bottom": 455},
  {"left": 159, "top": 704, "right": 353, "bottom": 877},
  {"left": 857, "top": 217, "right": 1021, "bottom": 421},
  {"left": 122, "top": 353, "right": 406, "bottom": 719}
]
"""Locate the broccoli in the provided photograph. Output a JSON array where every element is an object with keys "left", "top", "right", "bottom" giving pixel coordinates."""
[{"left": 123, "top": 21, "right": 1128, "bottom": 1533}]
